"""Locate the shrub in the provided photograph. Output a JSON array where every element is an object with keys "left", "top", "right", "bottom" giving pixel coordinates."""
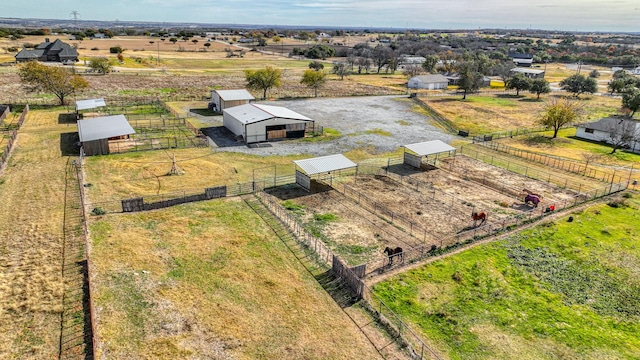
[
  {"left": 91, "top": 47, "right": 99, "bottom": 51},
  {"left": 109, "top": 46, "right": 124, "bottom": 54},
  {"left": 91, "top": 207, "right": 107, "bottom": 216},
  {"left": 607, "top": 199, "right": 628, "bottom": 208}
]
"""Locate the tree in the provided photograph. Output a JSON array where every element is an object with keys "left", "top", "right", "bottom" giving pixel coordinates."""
[
  {"left": 204, "top": 42, "right": 211, "bottom": 50},
  {"left": 605, "top": 117, "right": 640, "bottom": 153},
  {"left": 300, "top": 69, "right": 326, "bottom": 97},
  {"left": 272, "top": 35, "right": 281, "bottom": 44},
  {"left": 588, "top": 69, "right": 600, "bottom": 78},
  {"left": 18, "top": 61, "right": 88, "bottom": 105},
  {"left": 422, "top": 54, "right": 439, "bottom": 73},
  {"left": 169, "top": 37, "right": 178, "bottom": 44},
  {"left": 89, "top": 57, "right": 112, "bottom": 74},
  {"left": 244, "top": 66, "right": 282, "bottom": 100},
  {"left": 308, "top": 61, "right": 324, "bottom": 71},
  {"left": 192, "top": 39, "right": 198, "bottom": 45},
  {"left": 492, "top": 61, "right": 515, "bottom": 83},
  {"left": 529, "top": 78, "right": 551, "bottom": 99},
  {"left": 402, "top": 64, "right": 423, "bottom": 78},
  {"left": 538, "top": 97, "right": 582, "bottom": 138},
  {"left": 505, "top": 73, "right": 531, "bottom": 96},
  {"left": 622, "top": 86, "right": 640, "bottom": 117},
  {"left": 457, "top": 62, "right": 483, "bottom": 100},
  {"left": 560, "top": 74, "right": 598, "bottom": 97},
  {"left": 332, "top": 61, "right": 349, "bottom": 80},
  {"left": 608, "top": 78, "right": 628, "bottom": 94}
]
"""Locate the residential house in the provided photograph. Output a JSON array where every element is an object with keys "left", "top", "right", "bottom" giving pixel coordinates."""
[
  {"left": 576, "top": 116, "right": 640, "bottom": 153},
  {"left": 14, "top": 38, "right": 79, "bottom": 63},
  {"left": 509, "top": 53, "right": 534, "bottom": 67},
  {"left": 510, "top": 67, "right": 545, "bottom": 79}
]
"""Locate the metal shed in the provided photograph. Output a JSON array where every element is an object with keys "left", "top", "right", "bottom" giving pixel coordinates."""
[
  {"left": 223, "top": 103, "right": 314, "bottom": 144},
  {"left": 210, "top": 89, "right": 255, "bottom": 113},
  {"left": 77, "top": 114, "right": 135, "bottom": 156},
  {"left": 75, "top": 98, "right": 107, "bottom": 119},
  {"left": 403, "top": 140, "right": 456, "bottom": 169},
  {"left": 293, "top": 154, "right": 357, "bottom": 191}
]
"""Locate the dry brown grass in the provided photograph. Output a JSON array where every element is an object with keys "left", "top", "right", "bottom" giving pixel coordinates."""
[
  {"left": 89, "top": 198, "right": 383, "bottom": 359},
  {"left": 0, "top": 108, "right": 73, "bottom": 358},
  {"left": 422, "top": 93, "right": 622, "bottom": 134}
]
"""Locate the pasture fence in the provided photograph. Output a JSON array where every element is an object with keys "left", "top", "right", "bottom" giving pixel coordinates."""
[
  {"left": 0, "top": 105, "right": 29, "bottom": 172},
  {"left": 253, "top": 188, "right": 441, "bottom": 360},
  {"left": 473, "top": 140, "right": 631, "bottom": 183},
  {"left": 73, "top": 151, "right": 97, "bottom": 358},
  {"left": 0, "top": 105, "right": 9, "bottom": 124},
  {"left": 360, "top": 179, "right": 628, "bottom": 281},
  {"left": 457, "top": 145, "right": 609, "bottom": 192}
]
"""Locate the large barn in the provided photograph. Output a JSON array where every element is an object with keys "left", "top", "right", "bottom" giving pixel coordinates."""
[
  {"left": 223, "top": 104, "right": 314, "bottom": 144},
  {"left": 77, "top": 115, "right": 136, "bottom": 156},
  {"left": 209, "top": 89, "right": 255, "bottom": 113}
]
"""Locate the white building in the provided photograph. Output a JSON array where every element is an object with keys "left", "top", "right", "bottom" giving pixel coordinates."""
[
  {"left": 576, "top": 116, "right": 640, "bottom": 153},
  {"left": 209, "top": 89, "right": 255, "bottom": 113},
  {"left": 408, "top": 74, "right": 449, "bottom": 90},
  {"left": 223, "top": 104, "right": 314, "bottom": 144}
]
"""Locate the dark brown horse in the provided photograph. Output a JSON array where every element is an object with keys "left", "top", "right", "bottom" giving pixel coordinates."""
[
  {"left": 524, "top": 194, "right": 543, "bottom": 207},
  {"left": 384, "top": 246, "right": 404, "bottom": 265},
  {"left": 471, "top": 211, "right": 487, "bottom": 227}
]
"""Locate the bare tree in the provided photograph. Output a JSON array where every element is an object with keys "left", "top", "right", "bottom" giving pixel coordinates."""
[
  {"left": 402, "top": 64, "right": 423, "bottom": 78},
  {"left": 605, "top": 118, "right": 640, "bottom": 154}
]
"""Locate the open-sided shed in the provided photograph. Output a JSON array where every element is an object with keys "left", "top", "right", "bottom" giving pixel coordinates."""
[
  {"left": 78, "top": 114, "right": 135, "bottom": 156},
  {"left": 293, "top": 154, "right": 357, "bottom": 191},
  {"left": 403, "top": 140, "right": 456, "bottom": 169},
  {"left": 210, "top": 89, "right": 255, "bottom": 113},
  {"left": 223, "top": 103, "right": 314, "bottom": 144},
  {"left": 75, "top": 98, "right": 107, "bottom": 118}
]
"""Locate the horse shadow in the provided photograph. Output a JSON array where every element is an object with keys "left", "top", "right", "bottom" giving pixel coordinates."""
[{"left": 511, "top": 202, "right": 535, "bottom": 211}]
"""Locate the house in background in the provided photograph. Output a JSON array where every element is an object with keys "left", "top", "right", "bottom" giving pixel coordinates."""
[
  {"left": 509, "top": 53, "right": 534, "bottom": 67},
  {"left": 576, "top": 116, "right": 640, "bottom": 153},
  {"left": 209, "top": 89, "right": 255, "bottom": 113},
  {"left": 14, "top": 38, "right": 79, "bottom": 63},
  {"left": 408, "top": 74, "right": 449, "bottom": 90},
  {"left": 223, "top": 103, "right": 314, "bottom": 144},
  {"left": 510, "top": 67, "right": 545, "bottom": 79}
]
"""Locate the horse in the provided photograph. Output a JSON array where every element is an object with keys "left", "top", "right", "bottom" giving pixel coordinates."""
[
  {"left": 471, "top": 211, "right": 487, "bottom": 227},
  {"left": 524, "top": 194, "right": 543, "bottom": 207},
  {"left": 383, "top": 246, "right": 404, "bottom": 265}
]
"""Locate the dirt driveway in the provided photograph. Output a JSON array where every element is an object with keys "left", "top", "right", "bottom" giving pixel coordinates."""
[{"left": 199, "top": 95, "right": 455, "bottom": 156}]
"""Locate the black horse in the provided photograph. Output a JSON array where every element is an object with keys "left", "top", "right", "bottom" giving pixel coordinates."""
[{"left": 384, "top": 246, "right": 404, "bottom": 265}]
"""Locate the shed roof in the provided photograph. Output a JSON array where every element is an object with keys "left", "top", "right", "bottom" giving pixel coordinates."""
[
  {"left": 224, "top": 103, "right": 312, "bottom": 125},
  {"left": 77, "top": 114, "right": 135, "bottom": 142},
  {"left": 404, "top": 140, "right": 456, "bottom": 156},
  {"left": 76, "top": 98, "right": 107, "bottom": 111},
  {"left": 411, "top": 74, "right": 449, "bottom": 83},
  {"left": 576, "top": 116, "right": 639, "bottom": 132},
  {"left": 293, "top": 154, "right": 357, "bottom": 175},
  {"left": 510, "top": 67, "right": 545, "bottom": 75},
  {"left": 215, "top": 89, "right": 255, "bottom": 101}
]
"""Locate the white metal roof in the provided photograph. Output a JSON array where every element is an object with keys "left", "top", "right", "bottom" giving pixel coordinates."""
[
  {"left": 224, "top": 103, "right": 312, "bottom": 125},
  {"left": 510, "top": 67, "right": 545, "bottom": 75},
  {"left": 404, "top": 140, "right": 456, "bottom": 156},
  {"left": 76, "top": 98, "right": 106, "bottom": 111},
  {"left": 77, "top": 114, "right": 135, "bottom": 142},
  {"left": 293, "top": 154, "right": 357, "bottom": 175},
  {"left": 215, "top": 89, "right": 255, "bottom": 101}
]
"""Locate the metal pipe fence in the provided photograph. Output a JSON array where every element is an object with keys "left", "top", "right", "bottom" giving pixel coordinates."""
[{"left": 474, "top": 140, "right": 630, "bottom": 184}]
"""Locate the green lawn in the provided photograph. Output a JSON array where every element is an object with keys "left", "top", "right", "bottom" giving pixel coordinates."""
[{"left": 373, "top": 194, "right": 640, "bottom": 359}]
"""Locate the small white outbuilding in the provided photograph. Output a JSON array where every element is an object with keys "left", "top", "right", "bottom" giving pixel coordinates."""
[
  {"left": 407, "top": 74, "right": 449, "bottom": 90},
  {"left": 223, "top": 103, "right": 314, "bottom": 144},
  {"left": 209, "top": 89, "right": 255, "bottom": 113}
]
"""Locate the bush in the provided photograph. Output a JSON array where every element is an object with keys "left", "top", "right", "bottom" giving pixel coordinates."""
[
  {"left": 109, "top": 46, "right": 124, "bottom": 54},
  {"left": 91, "top": 207, "right": 107, "bottom": 216},
  {"left": 91, "top": 47, "right": 99, "bottom": 51},
  {"left": 607, "top": 198, "right": 628, "bottom": 208}
]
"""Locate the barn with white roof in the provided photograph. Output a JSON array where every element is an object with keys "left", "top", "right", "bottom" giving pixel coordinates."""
[
  {"left": 209, "top": 89, "right": 255, "bottom": 113},
  {"left": 223, "top": 103, "right": 314, "bottom": 143}
]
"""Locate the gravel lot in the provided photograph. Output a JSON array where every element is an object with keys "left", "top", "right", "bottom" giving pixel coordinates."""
[{"left": 199, "top": 95, "right": 455, "bottom": 156}]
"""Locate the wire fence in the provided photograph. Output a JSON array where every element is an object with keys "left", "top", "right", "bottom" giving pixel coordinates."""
[
  {"left": 0, "top": 104, "right": 29, "bottom": 172},
  {"left": 474, "top": 140, "right": 632, "bottom": 183}
]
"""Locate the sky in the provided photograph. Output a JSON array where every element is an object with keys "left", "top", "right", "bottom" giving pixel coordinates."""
[{"left": 4, "top": 0, "right": 639, "bottom": 32}]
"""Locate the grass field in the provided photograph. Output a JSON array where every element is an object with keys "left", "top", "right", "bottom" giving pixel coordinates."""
[
  {"left": 372, "top": 194, "right": 640, "bottom": 359},
  {"left": 0, "top": 108, "right": 79, "bottom": 358},
  {"left": 496, "top": 128, "right": 640, "bottom": 166},
  {"left": 89, "top": 198, "right": 383, "bottom": 359},
  {"left": 422, "top": 94, "right": 622, "bottom": 134}
]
